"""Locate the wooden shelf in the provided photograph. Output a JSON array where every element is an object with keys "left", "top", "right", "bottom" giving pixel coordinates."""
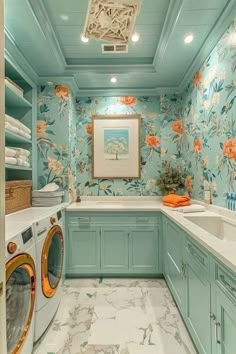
[
  {"left": 5, "top": 82, "right": 32, "bottom": 108},
  {"left": 5, "top": 164, "right": 32, "bottom": 171},
  {"left": 5, "top": 129, "right": 32, "bottom": 145}
]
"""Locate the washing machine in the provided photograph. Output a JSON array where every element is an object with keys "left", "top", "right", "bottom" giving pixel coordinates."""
[
  {"left": 5, "top": 222, "right": 36, "bottom": 354},
  {"left": 33, "top": 209, "right": 64, "bottom": 342}
]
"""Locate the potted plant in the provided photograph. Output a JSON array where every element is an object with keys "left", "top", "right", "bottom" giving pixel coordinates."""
[{"left": 156, "top": 161, "right": 185, "bottom": 195}]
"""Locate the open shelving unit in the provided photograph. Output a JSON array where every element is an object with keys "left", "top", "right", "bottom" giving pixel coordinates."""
[{"left": 5, "top": 57, "right": 37, "bottom": 185}]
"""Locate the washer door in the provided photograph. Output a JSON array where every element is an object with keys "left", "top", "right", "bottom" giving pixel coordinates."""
[
  {"left": 41, "top": 225, "right": 64, "bottom": 298},
  {"left": 6, "top": 254, "right": 36, "bottom": 354}
]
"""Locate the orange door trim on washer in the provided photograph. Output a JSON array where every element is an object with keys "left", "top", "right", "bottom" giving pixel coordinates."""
[
  {"left": 6, "top": 254, "right": 36, "bottom": 354},
  {"left": 41, "top": 225, "right": 64, "bottom": 298}
]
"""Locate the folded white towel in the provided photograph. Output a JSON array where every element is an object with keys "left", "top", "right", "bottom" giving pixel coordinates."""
[
  {"left": 5, "top": 156, "right": 17, "bottom": 165},
  {"left": 173, "top": 205, "right": 206, "bottom": 213},
  {"left": 18, "top": 154, "right": 28, "bottom": 162},
  {"left": 23, "top": 160, "right": 30, "bottom": 168},
  {"left": 5, "top": 147, "right": 17, "bottom": 157},
  {"left": 5, "top": 114, "right": 31, "bottom": 135},
  {"left": 5, "top": 121, "right": 20, "bottom": 134},
  {"left": 10, "top": 147, "right": 30, "bottom": 157},
  {"left": 18, "top": 129, "right": 31, "bottom": 140},
  {"left": 39, "top": 183, "right": 60, "bottom": 192}
]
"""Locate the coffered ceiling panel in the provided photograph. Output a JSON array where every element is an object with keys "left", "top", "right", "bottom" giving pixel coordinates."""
[{"left": 4, "top": 0, "right": 236, "bottom": 95}]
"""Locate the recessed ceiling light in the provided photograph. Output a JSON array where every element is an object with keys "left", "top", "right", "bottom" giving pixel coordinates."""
[
  {"left": 131, "top": 32, "right": 140, "bottom": 42},
  {"left": 81, "top": 34, "right": 89, "bottom": 43},
  {"left": 184, "top": 34, "right": 194, "bottom": 44},
  {"left": 60, "top": 14, "right": 69, "bottom": 21},
  {"left": 111, "top": 77, "right": 117, "bottom": 83}
]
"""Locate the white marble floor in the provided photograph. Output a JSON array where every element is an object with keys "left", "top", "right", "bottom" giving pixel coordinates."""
[{"left": 33, "top": 279, "right": 197, "bottom": 354}]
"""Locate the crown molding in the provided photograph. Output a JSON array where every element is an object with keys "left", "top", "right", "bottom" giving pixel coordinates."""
[
  {"left": 4, "top": 28, "right": 39, "bottom": 86},
  {"left": 38, "top": 76, "right": 79, "bottom": 95},
  {"left": 64, "top": 63, "right": 156, "bottom": 74},
  {"left": 27, "top": 0, "right": 66, "bottom": 72},
  {"left": 76, "top": 86, "right": 177, "bottom": 97},
  {"left": 178, "top": 0, "right": 236, "bottom": 93},
  {"left": 153, "top": 0, "right": 184, "bottom": 69}
]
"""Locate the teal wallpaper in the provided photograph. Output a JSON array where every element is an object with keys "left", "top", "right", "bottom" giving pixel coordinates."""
[{"left": 181, "top": 20, "right": 236, "bottom": 207}]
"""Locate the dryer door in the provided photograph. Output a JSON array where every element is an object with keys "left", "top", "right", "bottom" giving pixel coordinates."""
[
  {"left": 41, "top": 225, "right": 64, "bottom": 298},
  {"left": 6, "top": 254, "right": 36, "bottom": 354}
]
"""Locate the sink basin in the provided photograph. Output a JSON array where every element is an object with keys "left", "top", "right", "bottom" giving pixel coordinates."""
[{"left": 184, "top": 215, "right": 236, "bottom": 241}]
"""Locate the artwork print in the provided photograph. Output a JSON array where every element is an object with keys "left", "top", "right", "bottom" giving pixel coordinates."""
[{"left": 104, "top": 128, "right": 129, "bottom": 160}]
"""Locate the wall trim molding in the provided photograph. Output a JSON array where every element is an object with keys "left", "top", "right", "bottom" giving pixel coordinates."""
[
  {"left": 178, "top": 0, "right": 236, "bottom": 93},
  {"left": 153, "top": 0, "right": 184, "bottom": 69},
  {"left": 27, "top": 0, "right": 66, "bottom": 72},
  {"left": 76, "top": 86, "right": 177, "bottom": 97},
  {"left": 64, "top": 64, "right": 156, "bottom": 74}
]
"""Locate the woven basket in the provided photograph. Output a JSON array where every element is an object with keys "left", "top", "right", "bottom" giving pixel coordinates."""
[{"left": 5, "top": 180, "right": 32, "bottom": 214}]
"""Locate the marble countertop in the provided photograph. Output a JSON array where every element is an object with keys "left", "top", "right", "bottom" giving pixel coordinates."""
[{"left": 67, "top": 197, "right": 236, "bottom": 274}]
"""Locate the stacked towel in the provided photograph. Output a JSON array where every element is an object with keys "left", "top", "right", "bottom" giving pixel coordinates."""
[
  {"left": 5, "top": 114, "right": 31, "bottom": 140},
  {"left": 32, "top": 183, "right": 64, "bottom": 207},
  {"left": 5, "top": 147, "right": 31, "bottom": 168},
  {"left": 162, "top": 194, "right": 191, "bottom": 208}
]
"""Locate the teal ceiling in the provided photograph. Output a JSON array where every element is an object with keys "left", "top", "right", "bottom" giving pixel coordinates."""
[{"left": 4, "top": 0, "right": 236, "bottom": 95}]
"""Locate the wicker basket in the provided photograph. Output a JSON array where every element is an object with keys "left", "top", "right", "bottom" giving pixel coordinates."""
[{"left": 5, "top": 180, "right": 32, "bottom": 214}]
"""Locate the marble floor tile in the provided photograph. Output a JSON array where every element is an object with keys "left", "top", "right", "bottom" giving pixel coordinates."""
[{"left": 33, "top": 278, "right": 197, "bottom": 354}]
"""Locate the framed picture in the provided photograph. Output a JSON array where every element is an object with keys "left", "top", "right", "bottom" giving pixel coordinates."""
[{"left": 92, "top": 114, "right": 141, "bottom": 179}]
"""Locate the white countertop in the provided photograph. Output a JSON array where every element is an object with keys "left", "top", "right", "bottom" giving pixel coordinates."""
[{"left": 67, "top": 197, "right": 236, "bottom": 274}]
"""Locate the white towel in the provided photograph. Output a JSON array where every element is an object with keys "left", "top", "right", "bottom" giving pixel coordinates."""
[
  {"left": 18, "top": 129, "right": 31, "bottom": 140},
  {"left": 5, "top": 156, "right": 17, "bottom": 165},
  {"left": 23, "top": 160, "right": 30, "bottom": 168},
  {"left": 5, "top": 147, "right": 17, "bottom": 157},
  {"left": 18, "top": 154, "right": 28, "bottom": 162},
  {"left": 10, "top": 147, "right": 30, "bottom": 157},
  {"left": 5, "top": 121, "right": 20, "bottom": 134},
  {"left": 5, "top": 114, "right": 31, "bottom": 135},
  {"left": 173, "top": 205, "right": 206, "bottom": 213}
]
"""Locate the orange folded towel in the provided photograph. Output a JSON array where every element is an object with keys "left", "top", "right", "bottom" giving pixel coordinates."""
[{"left": 162, "top": 194, "right": 191, "bottom": 208}]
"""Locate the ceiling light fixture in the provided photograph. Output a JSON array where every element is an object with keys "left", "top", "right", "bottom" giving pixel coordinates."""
[
  {"left": 131, "top": 32, "right": 140, "bottom": 42},
  {"left": 81, "top": 33, "right": 89, "bottom": 43},
  {"left": 111, "top": 77, "right": 117, "bottom": 83},
  {"left": 184, "top": 34, "right": 194, "bottom": 44}
]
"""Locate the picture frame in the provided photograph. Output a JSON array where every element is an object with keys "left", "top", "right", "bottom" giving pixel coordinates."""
[{"left": 92, "top": 114, "right": 141, "bottom": 179}]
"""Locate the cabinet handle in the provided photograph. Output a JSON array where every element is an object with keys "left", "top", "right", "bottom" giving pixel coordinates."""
[
  {"left": 210, "top": 312, "right": 216, "bottom": 320},
  {"left": 188, "top": 244, "right": 205, "bottom": 267},
  {"left": 77, "top": 217, "right": 90, "bottom": 223},
  {"left": 215, "top": 322, "right": 221, "bottom": 344},
  {"left": 219, "top": 274, "right": 236, "bottom": 292},
  {"left": 181, "top": 261, "right": 186, "bottom": 278}
]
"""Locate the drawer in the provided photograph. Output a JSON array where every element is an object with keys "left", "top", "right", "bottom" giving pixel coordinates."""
[
  {"left": 67, "top": 212, "right": 159, "bottom": 225},
  {"left": 215, "top": 262, "right": 236, "bottom": 302},
  {"left": 186, "top": 239, "right": 209, "bottom": 272}
]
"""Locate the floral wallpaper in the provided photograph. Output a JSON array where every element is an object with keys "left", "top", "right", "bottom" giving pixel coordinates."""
[
  {"left": 37, "top": 84, "right": 77, "bottom": 201},
  {"left": 181, "top": 19, "right": 236, "bottom": 207}
]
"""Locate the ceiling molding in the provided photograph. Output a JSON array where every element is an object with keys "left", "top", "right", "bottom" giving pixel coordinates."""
[
  {"left": 153, "top": 0, "right": 184, "bottom": 69},
  {"left": 27, "top": 0, "right": 66, "bottom": 72},
  {"left": 38, "top": 76, "right": 79, "bottom": 95},
  {"left": 64, "top": 63, "right": 156, "bottom": 74},
  {"left": 178, "top": 0, "right": 236, "bottom": 93},
  {"left": 76, "top": 86, "right": 177, "bottom": 97},
  {"left": 4, "top": 28, "right": 39, "bottom": 86}
]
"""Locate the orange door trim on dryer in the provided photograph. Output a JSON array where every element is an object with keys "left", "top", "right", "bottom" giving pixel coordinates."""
[
  {"left": 6, "top": 254, "right": 36, "bottom": 354},
  {"left": 41, "top": 225, "right": 64, "bottom": 298}
]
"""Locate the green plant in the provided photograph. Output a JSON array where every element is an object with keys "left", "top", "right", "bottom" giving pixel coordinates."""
[{"left": 156, "top": 161, "right": 185, "bottom": 194}]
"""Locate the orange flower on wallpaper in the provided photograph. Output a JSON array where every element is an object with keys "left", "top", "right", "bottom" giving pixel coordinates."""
[
  {"left": 37, "top": 121, "right": 48, "bottom": 139},
  {"left": 55, "top": 85, "right": 70, "bottom": 100},
  {"left": 145, "top": 135, "right": 160, "bottom": 147},
  {"left": 193, "top": 138, "right": 202, "bottom": 153},
  {"left": 185, "top": 176, "right": 193, "bottom": 193},
  {"left": 171, "top": 120, "right": 183, "bottom": 134},
  {"left": 193, "top": 70, "right": 202, "bottom": 87},
  {"left": 86, "top": 123, "right": 93, "bottom": 135},
  {"left": 120, "top": 96, "right": 137, "bottom": 106},
  {"left": 223, "top": 138, "right": 236, "bottom": 159}
]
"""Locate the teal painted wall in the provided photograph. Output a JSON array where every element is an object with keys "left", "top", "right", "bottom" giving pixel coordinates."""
[{"left": 181, "top": 20, "right": 236, "bottom": 207}]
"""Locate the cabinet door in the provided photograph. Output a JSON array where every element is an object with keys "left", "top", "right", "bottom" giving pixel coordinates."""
[
  {"left": 128, "top": 225, "right": 159, "bottom": 274},
  {"left": 67, "top": 225, "right": 100, "bottom": 274},
  {"left": 163, "top": 217, "right": 186, "bottom": 311},
  {"left": 101, "top": 225, "right": 128, "bottom": 273},
  {"left": 212, "top": 288, "right": 236, "bottom": 354},
  {"left": 186, "top": 258, "right": 211, "bottom": 354}
]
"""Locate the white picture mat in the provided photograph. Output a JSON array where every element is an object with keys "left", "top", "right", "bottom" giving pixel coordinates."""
[{"left": 93, "top": 117, "right": 140, "bottom": 178}]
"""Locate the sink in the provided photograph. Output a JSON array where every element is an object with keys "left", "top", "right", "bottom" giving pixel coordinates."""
[{"left": 184, "top": 215, "right": 236, "bottom": 241}]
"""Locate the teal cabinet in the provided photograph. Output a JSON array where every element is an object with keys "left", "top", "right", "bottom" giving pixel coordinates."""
[
  {"left": 185, "top": 242, "right": 211, "bottom": 354},
  {"left": 67, "top": 225, "right": 100, "bottom": 275},
  {"left": 129, "top": 225, "right": 159, "bottom": 274},
  {"left": 163, "top": 216, "right": 186, "bottom": 311},
  {"left": 101, "top": 225, "right": 128, "bottom": 273}
]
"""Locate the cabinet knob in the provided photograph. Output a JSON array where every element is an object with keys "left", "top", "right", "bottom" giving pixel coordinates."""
[
  {"left": 50, "top": 217, "right": 56, "bottom": 225},
  {"left": 7, "top": 242, "right": 17, "bottom": 254}
]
